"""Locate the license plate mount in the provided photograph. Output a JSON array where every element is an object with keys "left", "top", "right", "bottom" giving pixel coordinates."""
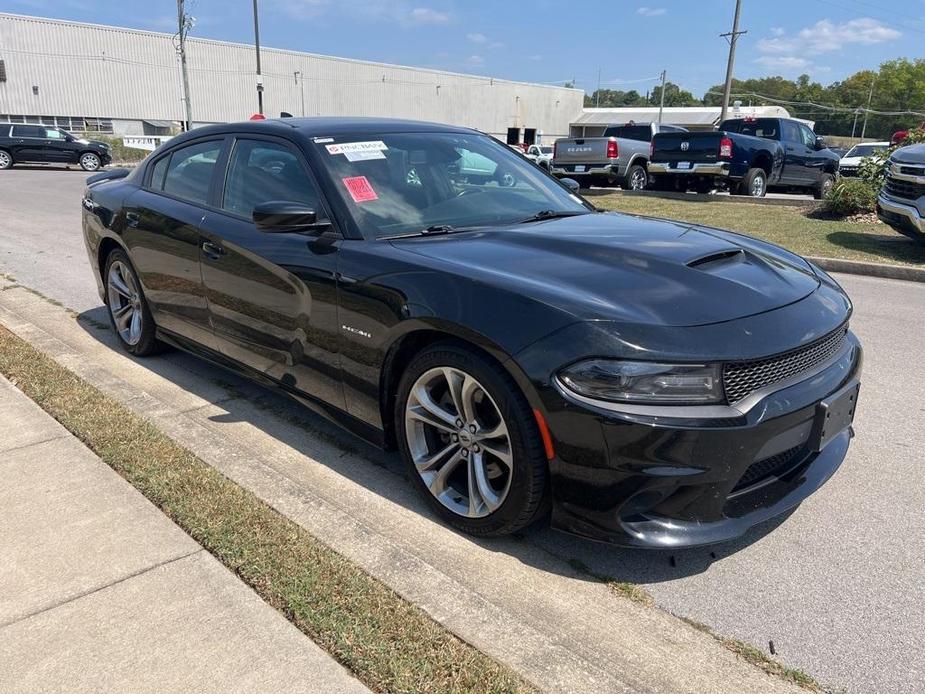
[
  {"left": 809, "top": 381, "right": 860, "bottom": 452},
  {"left": 574, "top": 165, "right": 586, "bottom": 172}
]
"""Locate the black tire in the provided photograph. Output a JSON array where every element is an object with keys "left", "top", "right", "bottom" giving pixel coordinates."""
[
  {"left": 395, "top": 341, "right": 549, "bottom": 537},
  {"left": 103, "top": 249, "right": 164, "bottom": 356},
  {"left": 79, "top": 152, "right": 102, "bottom": 171},
  {"left": 736, "top": 168, "right": 768, "bottom": 197},
  {"left": 623, "top": 164, "right": 648, "bottom": 191},
  {"left": 814, "top": 173, "right": 835, "bottom": 200},
  {"left": 0, "top": 149, "right": 13, "bottom": 170}
]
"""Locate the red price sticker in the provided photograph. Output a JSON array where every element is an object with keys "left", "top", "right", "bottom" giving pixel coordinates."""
[{"left": 342, "top": 176, "right": 379, "bottom": 203}]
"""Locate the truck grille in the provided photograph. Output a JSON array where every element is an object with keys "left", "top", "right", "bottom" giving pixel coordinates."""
[
  {"left": 885, "top": 175, "right": 925, "bottom": 201},
  {"left": 723, "top": 325, "right": 848, "bottom": 404}
]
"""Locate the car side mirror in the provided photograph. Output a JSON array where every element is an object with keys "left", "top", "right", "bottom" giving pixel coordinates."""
[
  {"left": 561, "top": 177, "right": 581, "bottom": 193},
  {"left": 814, "top": 137, "right": 826, "bottom": 151},
  {"left": 253, "top": 201, "right": 332, "bottom": 234}
]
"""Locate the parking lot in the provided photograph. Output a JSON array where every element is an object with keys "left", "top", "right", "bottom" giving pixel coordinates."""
[{"left": 1, "top": 168, "right": 923, "bottom": 693}]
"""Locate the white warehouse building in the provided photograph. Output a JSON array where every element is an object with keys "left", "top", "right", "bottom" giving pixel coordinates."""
[{"left": 0, "top": 13, "right": 583, "bottom": 143}]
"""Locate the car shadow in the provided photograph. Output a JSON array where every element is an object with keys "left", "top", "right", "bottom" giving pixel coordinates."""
[
  {"left": 825, "top": 230, "right": 925, "bottom": 264},
  {"left": 75, "top": 306, "right": 795, "bottom": 585}
]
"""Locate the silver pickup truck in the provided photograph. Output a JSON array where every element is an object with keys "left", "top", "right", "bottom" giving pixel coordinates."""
[{"left": 551, "top": 122, "right": 688, "bottom": 189}]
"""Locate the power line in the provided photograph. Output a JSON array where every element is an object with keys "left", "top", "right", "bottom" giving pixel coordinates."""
[{"left": 706, "top": 89, "right": 925, "bottom": 117}]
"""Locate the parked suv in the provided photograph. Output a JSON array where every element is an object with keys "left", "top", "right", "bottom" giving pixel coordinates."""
[
  {"left": 0, "top": 124, "right": 112, "bottom": 171},
  {"left": 877, "top": 143, "right": 925, "bottom": 241},
  {"left": 551, "top": 122, "right": 688, "bottom": 190},
  {"left": 649, "top": 117, "right": 839, "bottom": 198}
]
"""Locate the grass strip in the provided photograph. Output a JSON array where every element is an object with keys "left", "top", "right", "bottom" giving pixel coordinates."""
[
  {"left": 0, "top": 324, "right": 534, "bottom": 694},
  {"left": 593, "top": 195, "right": 925, "bottom": 267},
  {"left": 680, "top": 618, "right": 820, "bottom": 691}
]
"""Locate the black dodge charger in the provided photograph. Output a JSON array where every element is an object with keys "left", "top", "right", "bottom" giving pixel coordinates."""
[{"left": 81, "top": 118, "right": 862, "bottom": 548}]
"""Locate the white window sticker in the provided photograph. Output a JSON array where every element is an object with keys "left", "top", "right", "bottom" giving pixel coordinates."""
[
  {"left": 344, "top": 149, "right": 386, "bottom": 162},
  {"left": 326, "top": 140, "right": 388, "bottom": 156}
]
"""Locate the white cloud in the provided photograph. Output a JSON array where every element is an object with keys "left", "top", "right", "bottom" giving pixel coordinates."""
[
  {"left": 465, "top": 54, "right": 486, "bottom": 67},
  {"left": 408, "top": 7, "right": 450, "bottom": 24},
  {"left": 754, "top": 17, "right": 900, "bottom": 75},
  {"left": 757, "top": 18, "right": 900, "bottom": 57},
  {"left": 637, "top": 7, "right": 667, "bottom": 17},
  {"left": 467, "top": 32, "right": 488, "bottom": 43}
]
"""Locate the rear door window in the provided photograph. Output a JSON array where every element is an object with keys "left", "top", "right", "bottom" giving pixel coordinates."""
[
  {"left": 11, "top": 125, "right": 44, "bottom": 138},
  {"left": 161, "top": 140, "right": 222, "bottom": 205},
  {"left": 781, "top": 121, "right": 802, "bottom": 144}
]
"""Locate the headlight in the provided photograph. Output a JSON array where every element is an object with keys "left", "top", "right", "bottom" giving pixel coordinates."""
[{"left": 558, "top": 360, "right": 723, "bottom": 404}]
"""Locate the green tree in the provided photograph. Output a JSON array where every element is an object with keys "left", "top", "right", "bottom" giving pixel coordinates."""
[{"left": 650, "top": 81, "right": 699, "bottom": 107}]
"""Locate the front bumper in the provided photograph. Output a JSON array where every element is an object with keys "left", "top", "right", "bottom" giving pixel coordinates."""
[
  {"left": 877, "top": 192, "right": 925, "bottom": 240},
  {"left": 647, "top": 162, "right": 731, "bottom": 176},
  {"left": 540, "top": 332, "right": 862, "bottom": 548}
]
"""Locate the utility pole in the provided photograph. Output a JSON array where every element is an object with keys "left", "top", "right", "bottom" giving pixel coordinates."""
[
  {"left": 252, "top": 0, "right": 264, "bottom": 114},
  {"left": 595, "top": 67, "right": 601, "bottom": 107},
  {"left": 294, "top": 70, "right": 305, "bottom": 117},
  {"left": 860, "top": 77, "right": 876, "bottom": 142},
  {"left": 719, "top": 0, "right": 747, "bottom": 123},
  {"left": 658, "top": 70, "right": 667, "bottom": 124},
  {"left": 851, "top": 108, "right": 861, "bottom": 139},
  {"left": 176, "top": 0, "right": 193, "bottom": 130}
]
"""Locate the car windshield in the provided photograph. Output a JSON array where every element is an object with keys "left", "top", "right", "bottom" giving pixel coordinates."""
[
  {"left": 311, "top": 131, "right": 590, "bottom": 239},
  {"left": 845, "top": 144, "right": 885, "bottom": 158},
  {"left": 540, "top": 146, "right": 553, "bottom": 154}
]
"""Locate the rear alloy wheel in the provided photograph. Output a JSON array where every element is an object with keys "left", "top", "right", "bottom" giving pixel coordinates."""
[
  {"left": 397, "top": 343, "right": 548, "bottom": 536},
  {"left": 624, "top": 164, "right": 648, "bottom": 191},
  {"left": 104, "top": 250, "right": 162, "bottom": 356},
  {"left": 738, "top": 168, "right": 768, "bottom": 197},
  {"left": 815, "top": 173, "right": 835, "bottom": 200},
  {"left": 79, "top": 152, "right": 102, "bottom": 171},
  {"left": 0, "top": 150, "right": 12, "bottom": 170}
]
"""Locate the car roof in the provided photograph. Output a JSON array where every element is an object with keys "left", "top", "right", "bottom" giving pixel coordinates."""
[{"left": 169, "top": 117, "right": 478, "bottom": 146}]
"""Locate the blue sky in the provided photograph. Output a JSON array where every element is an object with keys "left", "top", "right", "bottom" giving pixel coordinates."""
[{"left": 3, "top": 0, "right": 924, "bottom": 97}]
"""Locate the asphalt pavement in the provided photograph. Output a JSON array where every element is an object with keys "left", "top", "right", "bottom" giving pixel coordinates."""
[{"left": 1, "top": 168, "right": 922, "bottom": 693}]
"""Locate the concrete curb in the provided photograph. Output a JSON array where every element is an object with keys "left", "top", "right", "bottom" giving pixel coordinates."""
[
  {"left": 581, "top": 189, "right": 818, "bottom": 207},
  {"left": 809, "top": 256, "right": 925, "bottom": 283}
]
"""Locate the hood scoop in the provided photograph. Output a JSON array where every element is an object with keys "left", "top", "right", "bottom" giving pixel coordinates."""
[{"left": 687, "top": 248, "right": 746, "bottom": 269}]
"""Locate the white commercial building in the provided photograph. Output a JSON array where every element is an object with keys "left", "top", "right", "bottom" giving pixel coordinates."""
[
  {"left": 571, "top": 105, "right": 805, "bottom": 137},
  {"left": 0, "top": 13, "right": 583, "bottom": 143}
]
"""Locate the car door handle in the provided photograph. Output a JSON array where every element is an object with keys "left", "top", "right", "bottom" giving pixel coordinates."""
[
  {"left": 125, "top": 211, "right": 140, "bottom": 228},
  {"left": 201, "top": 241, "right": 225, "bottom": 259}
]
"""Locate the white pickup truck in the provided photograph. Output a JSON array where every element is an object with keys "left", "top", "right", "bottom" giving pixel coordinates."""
[{"left": 551, "top": 122, "right": 687, "bottom": 189}]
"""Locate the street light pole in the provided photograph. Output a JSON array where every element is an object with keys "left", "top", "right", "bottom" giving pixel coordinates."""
[
  {"left": 252, "top": 0, "right": 263, "bottom": 115},
  {"left": 658, "top": 69, "right": 667, "bottom": 124},
  {"left": 719, "top": 0, "right": 746, "bottom": 123},
  {"left": 176, "top": 0, "right": 193, "bottom": 130}
]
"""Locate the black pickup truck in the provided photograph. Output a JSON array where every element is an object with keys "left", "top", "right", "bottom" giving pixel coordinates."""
[
  {"left": 648, "top": 117, "right": 839, "bottom": 198},
  {"left": 0, "top": 124, "right": 112, "bottom": 171}
]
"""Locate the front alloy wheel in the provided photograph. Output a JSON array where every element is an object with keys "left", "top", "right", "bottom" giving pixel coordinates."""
[
  {"left": 104, "top": 249, "right": 162, "bottom": 356},
  {"left": 0, "top": 150, "right": 12, "bottom": 170},
  {"left": 405, "top": 367, "right": 513, "bottom": 518},
  {"left": 396, "top": 343, "right": 549, "bottom": 536}
]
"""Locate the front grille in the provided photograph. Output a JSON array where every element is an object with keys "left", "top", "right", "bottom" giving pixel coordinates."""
[
  {"left": 732, "top": 446, "right": 806, "bottom": 492},
  {"left": 839, "top": 167, "right": 858, "bottom": 177},
  {"left": 885, "top": 175, "right": 925, "bottom": 201},
  {"left": 723, "top": 325, "right": 848, "bottom": 404},
  {"left": 899, "top": 165, "right": 925, "bottom": 176}
]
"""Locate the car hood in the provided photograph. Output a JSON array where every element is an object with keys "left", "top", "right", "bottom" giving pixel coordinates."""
[
  {"left": 892, "top": 143, "right": 925, "bottom": 163},
  {"left": 393, "top": 212, "right": 820, "bottom": 328}
]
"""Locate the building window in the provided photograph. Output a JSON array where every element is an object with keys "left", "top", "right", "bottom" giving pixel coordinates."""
[{"left": 0, "top": 115, "right": 113, "bottom": 134}]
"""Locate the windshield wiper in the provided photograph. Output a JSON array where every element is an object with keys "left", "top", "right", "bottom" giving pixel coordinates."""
[
  {"left": 421, "top": 224, "right": 455, "bottom": 235},
  {"left": 517, "top": 210, "right": 588, "bottom": 224}
]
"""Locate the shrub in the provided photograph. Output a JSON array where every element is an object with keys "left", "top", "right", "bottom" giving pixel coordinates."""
[
  {"left": 822, "top": 177, "right": 877, "bottom": 217},
  {"left": 858, "top": 128, "right": 925, "bottom": 189}
]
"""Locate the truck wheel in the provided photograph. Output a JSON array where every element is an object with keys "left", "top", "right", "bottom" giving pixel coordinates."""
[
  {"left": 623, "top": 164, "right": 648, "bottom": 191},
  {"left": 737, "top": 168, "right": 767, "bottom": 197},
  {"left": 814, "top": 174, "right": 835, "bottom": 200}
]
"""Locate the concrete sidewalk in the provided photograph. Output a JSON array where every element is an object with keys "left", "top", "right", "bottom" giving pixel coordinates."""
[{"left": 0, "top": 376, "right": 368, "bottom": 694}]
